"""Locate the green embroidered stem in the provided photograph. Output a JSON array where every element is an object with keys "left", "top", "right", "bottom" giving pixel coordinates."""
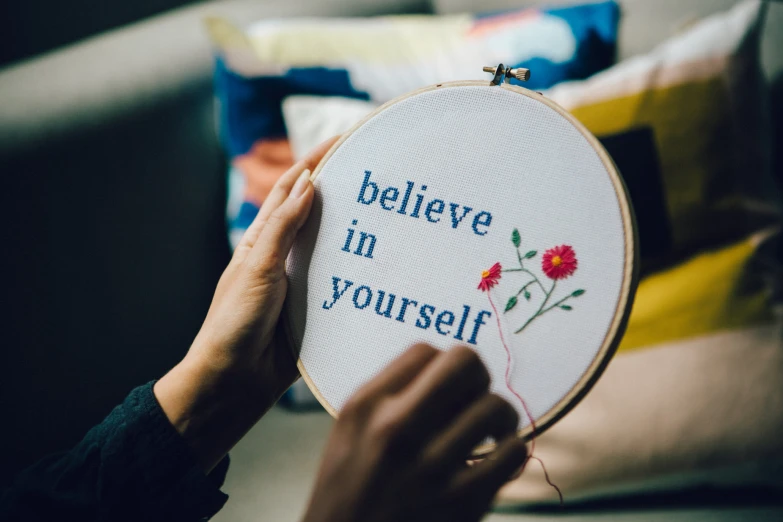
[
  {"left": 505, "top": 280, "right": 538, "bottom": 312},
  {"left": 515, "top": 281, "right": 556, "bottom": 334},
  {"left": 502, "top": 247, "right": 547, "bottom": 295},
  {"left": 514, "top": 286, "right": 586, "bottom": 332},
  {"left": 500, "top": 231, "right": 584, "bottom": 332},
  {"left": 516, "top": 281, "right": 536, "bottom": 297},
  {"left": 542, "top": 294, "right": 577, "bottom": 314}
]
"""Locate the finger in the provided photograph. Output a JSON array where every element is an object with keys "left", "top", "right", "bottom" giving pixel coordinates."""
[
  {"left": 255, "top": 135, "right": 339, "bottom": 225},
  {"left": 352, "top": 344, "right": 440, "bottom": 405},
  {"left": 423, "top": 393, "right": 519, "bottom": 466},
  {"left": 247, "top": 167, "right": 315, "bottom": 273},
  {"left": 395, "top": 346, "right": 491, "bottom": 438},
  {"left": 433, "top": 436, "right": 525, "bottom": 522},
  {"left": 237, "top": 135, "right": 339, "bottom": 254},
  {"left": 236, "top": 164, "right": 310, "bottom": 255},
  {"left": 451, "top": 435, "right": 528, "bottom": 504}
]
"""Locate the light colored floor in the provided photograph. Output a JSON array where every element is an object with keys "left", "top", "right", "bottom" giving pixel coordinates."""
[{"left": 215, "top": 407, "right": 782, "bottom": 522}]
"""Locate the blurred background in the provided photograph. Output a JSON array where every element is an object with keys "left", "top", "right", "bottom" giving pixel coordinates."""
[{"left": 1, "top": 0, "right": 782, "bottom": 520}]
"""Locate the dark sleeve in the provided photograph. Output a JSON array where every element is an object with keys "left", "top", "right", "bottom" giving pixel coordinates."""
[{"left": 0, "top": 382, "right": 230, "bottom": 521}]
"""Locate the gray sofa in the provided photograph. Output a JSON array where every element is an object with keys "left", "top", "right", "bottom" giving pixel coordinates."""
[{"left": 1, "top": 1, "right": 782, "bottom": 519}]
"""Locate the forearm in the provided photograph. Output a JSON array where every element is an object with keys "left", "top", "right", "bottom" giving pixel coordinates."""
[
  {"left": 154, "top": 341, "right": 297, "bottom": 473},
  {"left": 153, "top": 140, "right": 324, "bottom": 478}
]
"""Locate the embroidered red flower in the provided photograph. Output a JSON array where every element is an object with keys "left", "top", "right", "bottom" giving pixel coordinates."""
[
  {"left": 478, "top": 262, "right": 502, "bottom": 291},
  {"left": 542, "top": 245, "right": 577, "bottom": 280}
]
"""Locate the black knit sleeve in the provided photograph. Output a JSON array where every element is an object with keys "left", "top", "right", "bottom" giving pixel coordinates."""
[{"left": 0, "top": 382, "right": 230, "bottom": 521}]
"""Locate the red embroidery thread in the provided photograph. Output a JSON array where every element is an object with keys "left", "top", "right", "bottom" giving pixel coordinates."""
[
  {"left": 477, "top": 262, "right": 502, "bottom": 291},
  {"left": 482, "top": 279, "right": 563, "bottom": 506},
  {"left": 542, "top": 245, "right": 578, "bottom": 280}
]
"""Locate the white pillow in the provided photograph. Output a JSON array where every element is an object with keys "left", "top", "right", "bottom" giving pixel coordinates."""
[{"left": 283, "top": 96, "right": 378, "bottom": 161}]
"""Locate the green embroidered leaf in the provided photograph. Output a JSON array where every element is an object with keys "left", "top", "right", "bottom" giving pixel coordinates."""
[
  {"left": 512, "top": 228, "right": 521, "bottom": 248},
  {"left": 524, "top": 250, "right": 537, "bottom": 259},
  {"left": 560, "top": 305, "right": 573, "bottom": 311},
  {"left": 505, "top": 296, "right": 518, "bottom": 312},
  {"left": 572, "top": 289, "right": 585, "bottom": 297},
  {"left": 524, "top": 290, "right": 531, "bottom": 301}
]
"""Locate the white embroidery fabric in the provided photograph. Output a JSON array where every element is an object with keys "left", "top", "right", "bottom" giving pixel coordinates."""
[{"left": 286, "top": 85, "right": 631, "bottom": 429}]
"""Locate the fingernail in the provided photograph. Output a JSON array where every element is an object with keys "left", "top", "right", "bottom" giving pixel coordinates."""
[{"left": 290, "top": 169, "right": 311, "bottom": 199}]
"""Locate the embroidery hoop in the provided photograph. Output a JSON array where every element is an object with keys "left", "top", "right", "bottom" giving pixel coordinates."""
[{"left": 284, "top": 66, "right": 638, "bottom": 453}]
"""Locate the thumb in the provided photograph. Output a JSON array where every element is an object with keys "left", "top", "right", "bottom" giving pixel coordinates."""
[{"left": 247, "top": 169, "right": 314, "bottom": 275}]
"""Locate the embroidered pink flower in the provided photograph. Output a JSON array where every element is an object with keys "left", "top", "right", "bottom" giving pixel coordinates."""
[
  {"left": 542, "top": 245, "right": 577, "bottom": 280},
  {"left": 478, "top": 262, "right": 502, "bottom": 291}
]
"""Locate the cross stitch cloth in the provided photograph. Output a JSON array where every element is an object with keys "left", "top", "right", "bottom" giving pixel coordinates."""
[{"left": 286, "top": 85, "right": 630, "bottom": 428}]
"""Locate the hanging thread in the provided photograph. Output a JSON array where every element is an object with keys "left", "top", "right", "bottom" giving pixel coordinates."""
[{"left": 486, "top": 291, "right": 563, "bottom": 506}]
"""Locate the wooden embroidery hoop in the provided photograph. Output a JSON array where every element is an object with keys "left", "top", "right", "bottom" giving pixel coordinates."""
[{"left": 285, "top": 65, "right": 639, "bottom": 453}]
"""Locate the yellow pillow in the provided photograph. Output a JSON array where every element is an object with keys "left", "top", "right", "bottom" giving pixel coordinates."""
[{"left": 547, "top": 0, "right": 777, "bottom": 353}]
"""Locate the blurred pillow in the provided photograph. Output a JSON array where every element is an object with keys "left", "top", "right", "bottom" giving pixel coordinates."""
[
  {"left": 284, "top": 96, "right": 375, "bottom": 161},
  {"left": 548, "top": 0, "right": 778, "bottom": 351},
  {"left": 432, "top": 0, "right": 783, "bottom": 80},
  {"left": 280, "top": 0, "right": 783, "bottom": 499},
  {"left": 206, "top": 1, "right": 621, "bottom": 248},
  {"left": 499, "top": 322, "right": 783, "bottom": 503}
]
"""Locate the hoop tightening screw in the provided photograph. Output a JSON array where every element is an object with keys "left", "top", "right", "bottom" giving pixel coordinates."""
[{"left": 483, "top": 64, "right": 531, "bottom": 85}]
